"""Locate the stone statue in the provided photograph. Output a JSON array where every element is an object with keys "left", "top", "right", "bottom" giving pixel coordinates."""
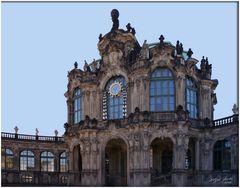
[
  {"left": 187, "top": 48, "right": 193, "bottom": 58},
  {"left": 159, "top": 35, "right": 165, "bottom": 48},
  {"left": 232, "top": 104, "right": 239, "bottom": 114},
  {"left": 91, "top": 59, "right": 97, "bottom": 72},
  {"left": 54, "top": 130, "right": 58, "bottom": 137},
  {"left": 14, "top": 126, "right": 19, "bottom": 134},
  {"left": 139, "top": 40, "right": 149, "bottom": 60},
  {"left": 176, "top": 41, "right": 180, "bottom": 54},
  {"left": 98, "top": 33, "right": 103, "bottom": 42},
  {"left": 176, "top": 40, "right": 183, "bottom": 55},
  {"left": 179, "top": 43, "right": 183, "bottom": 54},
  {"left": 131, "top": 28, "right": 136, "bottom": 36},
  {"left": 126, "top": 23, "right": 132, "bottom": 32},
  {"left": 36, "top": 128, "right": 39, "bottom": 136},
  {"left": 84, "top": 60, "right": 91, "bottom": 72},
  {"left": 74, "top": 61, "right": 78, "bottom": 69},
  {"left": 111, "top": 9, "right": 119, "bottom": 31},
  {"left": 200, "top": 56, "right": 206, "bottom": 70}
]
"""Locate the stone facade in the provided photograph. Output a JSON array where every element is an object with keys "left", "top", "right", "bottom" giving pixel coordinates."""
[{"left": 1, "top": 9, "right": 239, "bottom": 186}]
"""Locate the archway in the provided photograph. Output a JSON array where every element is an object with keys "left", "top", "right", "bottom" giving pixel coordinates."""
[
  {"left": 105, "top": 138, "right": 127, "bottom": 186},
  {"left": 73, "top": 145, "right": 82, "bottom": 184},
  {"left": 150, "top": 137, "right": 173, "bottom": 186}
]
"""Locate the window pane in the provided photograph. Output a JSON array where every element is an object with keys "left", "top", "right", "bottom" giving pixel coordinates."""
[{"left": 150, "top": 69, "right": 175, "bottom": 112}]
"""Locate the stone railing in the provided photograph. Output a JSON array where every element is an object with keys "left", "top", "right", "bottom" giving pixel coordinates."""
[
  {"left": 213, "top": 114, "right": 239, "bottom": 127},
  {"left": 1, "top": 170, "right": 72, "bottom": 186},
  {"left": 1, "top": 132, "right": 64, "bottom": 142}
]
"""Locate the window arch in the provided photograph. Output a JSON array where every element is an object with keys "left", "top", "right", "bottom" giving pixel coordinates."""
[
  {"left": 149, "top": 68, "right": 175, "bottom": 112},
  {"left": 103, "top": 76, "right": 127, "bottom": 120},
  {"left": 41, "top": 151, "right": 54, "bottom": 172},
  {"left": 213, "top": 139, "right": 231, "bottom": 170},
  {"left": 20, "top": 150, "right": 35, "bottom": 171},
  {"left": 73, "top": 88, "right": 82, "bottom": 124},
  {"left": 59, "top": 152, "right": 68, "bottom": 172},
  {"left": 185, "top": 78, "right": 198, "bottom": 118},
  {"left": 1, "top": 148, "right": 14, "bottom": 169}
]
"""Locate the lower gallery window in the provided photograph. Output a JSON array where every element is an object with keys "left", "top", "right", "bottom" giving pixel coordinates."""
[
  {"left": 20, "top": 150, "right": 35, "bottom": 171},
  {"left": 213, "top": 139, "right": 231, "bottom": 170},
  {"left": 41, "top": 151, "right": 54, "bottom": 172},
  {"left": 1, "top": 148, "right": 14, "bottom": 169},
  {"left": 60, "top": 152, "right": 68, "bottom": 172},
  {"left": 21, "top": 175, "right": 33, "bottom": 183}
]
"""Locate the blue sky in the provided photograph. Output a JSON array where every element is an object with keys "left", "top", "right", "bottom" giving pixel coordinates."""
[{"left": 1, "top": 2, "right": 237, "bottom": 136}]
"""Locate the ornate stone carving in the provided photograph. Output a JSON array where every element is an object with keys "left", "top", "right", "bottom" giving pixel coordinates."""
[{"left": 175, "top": 105, "right": 189, "bottom": 121}]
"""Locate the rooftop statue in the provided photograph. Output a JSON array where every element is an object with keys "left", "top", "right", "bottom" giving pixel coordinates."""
[
  {"left": 139, "top": 40, "right": 149, "bottom": 60},
  {"left": 74, "top": 61, "right": 78, "bottom": 69},
  {"left": 131, "top": 28, "right": 136, "bottom": 36},
  {"left": 111, "top": 9, "right": 119, "bottom": 31},
  {"left": 176, "top": 40, "right": 183, "bottom": 55},
  {"left": 159, "top": 35, "right": 165, "bottom": 48},
  {"left": 200, "top": 56, "right": 206, "bottom": 70},
  {"left": 126, "top": 23, "right": 132, "bottom": 32},
  {"left": 187, "top": 48, "right": 193, "bottom": 58},
  {"left": 99, "top": 33, "right": 103, "bottom": 42},
  {"left": 84, "top": 60, "right": 91, "bottom": 72}
]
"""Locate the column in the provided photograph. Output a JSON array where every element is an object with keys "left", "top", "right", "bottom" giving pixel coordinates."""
[{"left": 172, "top": 133, "right": 189, "bottom": 186}]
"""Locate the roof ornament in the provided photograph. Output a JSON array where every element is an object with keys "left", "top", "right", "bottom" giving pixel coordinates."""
[
  {"left": 91, "top": 59, "right": 97, "bottom": 72},
  {"left": 139, "top": 40, "right": 149, "bottom": 60},
  {"left": 200, "top": 56, "right": 206, "bottom": 70},
  {"left": 35, "top": 128, "right": 39, "bottom": 136},
  {"left": 176, "top": 40, "right": 183, "bottom": 55},
  {"left": 111, "top": 9, "right": 119, "bottom": 31},
  {"left": 126, "top": 23, "right": 132, "bottom": 32},
  {"left": 74, "top": 61, "right": 78, "bottom": 69},
  {"left": 98, "top": 33, "right": 103, "bottom": 42},
  {"left": 84, "top": 60, "right": 91, "bottom": 72},
  {"left": 14, "top": 126, "right": 19, "bottom": 134},
  {"left": 232, "top": 104, "right": 239, "bottom": 114},
  {"left": 159, "top": 35, "right": 165, "bottom": 48},
  {"left": 54, "top": 129, "right": 58, "bottom": 137},
  {"left": 187, "top": 48, "right": 193, "bottom": 58},
  {"left": 131, "top": 28, "right": 136, "bottom": 36},
  {"left": 125, "top": 23, "right": 136, "bottom": 36}
]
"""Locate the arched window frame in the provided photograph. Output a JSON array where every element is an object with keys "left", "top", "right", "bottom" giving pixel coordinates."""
[
  {"left": 40, "top": 151, "right": 54, "bottom": 172},
  {"left": 103, "top": 76, "right": 127, "bottom": 120},
  {"left": 73, "top": 88, "right": 82, "bottom": 124},
  {"left": 59, "top": 152, "right": 68, "bottom": 172},
  {"left": 1, "top": 148, "right": 14, "bottom": 169},
  {"left": 20, "top": 150, "right": 35, "bottom": 171},
  {"left": 149, "top": 68, "right": 175, "bottom": 112},
  {"left": 185, "top": 77, "right": 198, "bottom": 119},
  {"left": 213, "top": 139, "right": 231, "bottom": 171}
]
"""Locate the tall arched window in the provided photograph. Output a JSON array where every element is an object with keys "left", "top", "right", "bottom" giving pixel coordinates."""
[
  {"left": 1, "top": 148, "right": 14, "bottom": 169},
  {"left": 213, "top": 139, "right": 231, "bottom": 170},
  {"left": 150, "top": 68, "right": 175, "bottom": 112},
  {"left": 186, "top": 78, "right": 198, "bottom": 118},
  {"left": 41, "top": 151, "right": 54, "bottom": 172},
  {"left": 103, "top": 76, "right": 127, "bottom": 120},
  {"left": 60, "top": 152, "right": 68, "bottom": 172},
  {"left": 73, "top": 88, "right": 82, "bottom": 124},
  {"left": 20, "top": 150, "right": 35, "bottom": 171}
]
